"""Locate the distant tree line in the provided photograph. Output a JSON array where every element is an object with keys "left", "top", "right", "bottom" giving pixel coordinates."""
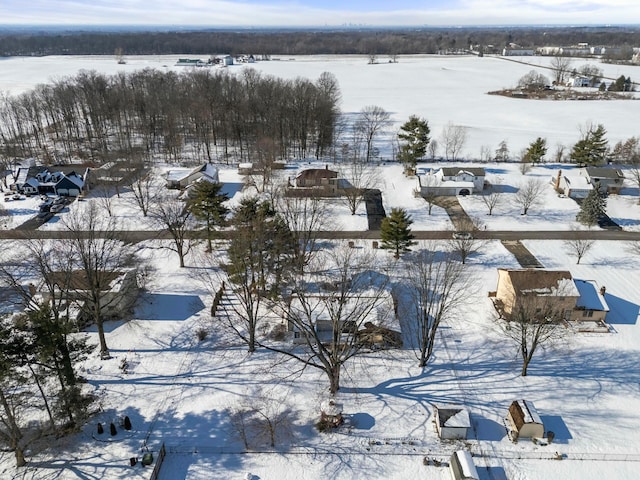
[
  {"left": 0, "top": 68, "right": 340, "bottom": 164},
  {"left": 1, "top": 26, "right": 639, "bottom": 57}
]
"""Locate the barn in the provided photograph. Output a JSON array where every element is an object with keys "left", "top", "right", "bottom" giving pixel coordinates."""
[{"left": 507, "top": 399, "right": 544, "bottom": 440}]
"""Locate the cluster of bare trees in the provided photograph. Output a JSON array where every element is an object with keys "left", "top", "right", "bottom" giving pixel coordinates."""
[{"left": 0, "top": 68, "right": 340, "bottom": 165}]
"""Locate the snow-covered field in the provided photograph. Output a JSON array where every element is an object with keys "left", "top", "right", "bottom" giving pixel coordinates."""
[
  {"left": 0, "top": 53, "right": 638, "bottom": 157},
  {"left": 0, "top": 55, "right": 639, "bottom": 480}
]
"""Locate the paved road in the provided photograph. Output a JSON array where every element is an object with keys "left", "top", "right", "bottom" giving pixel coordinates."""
[{"left": 0, "top": 228, "right": 639, "bottom": 242}]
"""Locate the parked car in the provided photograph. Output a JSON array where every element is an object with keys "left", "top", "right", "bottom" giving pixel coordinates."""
[
  {"left": 52, "top": 196, "right": 66, "bottom": 205},
  {"left": 452, "top": 231, "right": 473, "bottom": 240},
  {"left": 36, "top": 211, "right": 53, "bottom": 221},
  {"left": 50, "top": 203, "right": 65, "bottom": 213}
]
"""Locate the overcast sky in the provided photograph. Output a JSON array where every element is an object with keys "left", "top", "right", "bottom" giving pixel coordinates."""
[{"left": 1, "top": 1, "right": 638, "bottom": 27}]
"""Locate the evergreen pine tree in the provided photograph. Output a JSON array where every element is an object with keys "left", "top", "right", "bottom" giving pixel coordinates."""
[
  {"left": 570, "top": 124, "right": 608, "bottom": 166},
  {"left": 523, "top": 137, "right": 547, "bottom": 164},
  {"left": 397, "top": 115, "right": 430, "bottom": 172},
  {"left": 380, "top": 208, "right": 416, "bottom": 259},
  {"left": 187, "top": 181, "right": 229, "bottom": 252},
  {"left": 576, "top": 188, "right": 606, "bottom": 227}
]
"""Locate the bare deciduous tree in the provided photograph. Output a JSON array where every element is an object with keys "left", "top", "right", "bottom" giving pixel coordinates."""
[
  {"left": 404, "top": 247, "right": 471, "bottom": 367},
  {"left": 449, "top": 218, "right": 485, "bottom": 264},
  {"left": 497, "top": 285, "right": 571, "bottom": 376},
  {"left": 340, "top": 161, "right": 380, "bottom": 215},
  {"left": 441, "top": 122, "right": 467, "bottom": 161},
  {"left": 481, "top": 177, "right": 504, "bottom": 215},
  {"left": 551, "top": 54, "right": 572, "bottom": 85},
  {"left": 354, "top": 105, "right": 391, "bottom": 163},
  {"left": 129, "top": 166, "right": 158, "bottom": 217},
  {"left": 564, "top": 237, "right": 595, "bottom": 264},
  {"left": 275, "top": 189, "right": 329, "bottom": 273},
  {"left": 514, "top": 178, "right": 546, "bottom": 215},
  {"left": 151, "top": 195, "right": 196, "bottom": 268},
  {"left": 269, "top": 246, "right": 393, "bottom": 394},
  {"left": 62, "top": 202, "right": 139, "bottom": 359},
  {"left": 229, "top": 387, "right": 294, "bottom": 449}
]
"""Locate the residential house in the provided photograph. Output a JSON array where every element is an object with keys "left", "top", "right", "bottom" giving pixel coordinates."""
[
  {"left": 553, "top": 169, "right": 593, "bottom": 198},
  {"left": 434, "top": 405, "right": 471, "bottom": 440},
  {"left": 14, "top": 166, "right": 86, "bottom": 197},
  {"left": 290, "top": 166, "right": 347, "bottom": 196},
  {"left": 507, "top": 400, "right": 544, "bottom": 440},
  {"left": 573, "top": 280, "right": 609, "bottom": 323},
  {"left": 493, "top": 269, "right": 609, "bottom": 323},
  {"left": 165, "top": 163, "right": 219, "bottom": 189},
  {"left": 494, "top": 269, "right": 580, "bottom": 320},
  {"left": 582, "top": 167, "right": 625, "bottom": 194},
  {"left": 295, "top": 167, "right": 338, "bottom": 188},
  {"left": 566, "top": 75, "right": 592, "bottom": 87},
  {"left": 417, "top": 167, "right": 485, "bottom": 196},
  {"left": 42, "top": 269, "right": 139, "bottom": 325}
]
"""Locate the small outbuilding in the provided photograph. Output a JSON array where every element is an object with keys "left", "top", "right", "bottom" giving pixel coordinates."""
[
  {"left": 449, "top": 450, "right": 479, "bottom": 480},
  {"left": 507, "top": 400, "right": 544, "bottom": 440},
  {"left": 434, "top": 404, "right": 471, "bottom": 440}
]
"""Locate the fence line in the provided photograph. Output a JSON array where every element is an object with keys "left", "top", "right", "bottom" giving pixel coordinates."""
[
  {"left": 148, "top": 443, "right": 166, "bottom": 480},
  {"left": 155, "top": 443, "right": 640, "bottom": 463}
]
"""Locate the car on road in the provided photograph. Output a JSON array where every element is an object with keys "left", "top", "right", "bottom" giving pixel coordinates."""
[{"left": 452, "top": 231, "right": 473, "bottom": 240}]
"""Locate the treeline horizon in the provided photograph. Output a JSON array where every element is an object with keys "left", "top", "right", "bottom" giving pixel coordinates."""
[{"left": 1, "top": 26, "right": 640, "bottom": 57}]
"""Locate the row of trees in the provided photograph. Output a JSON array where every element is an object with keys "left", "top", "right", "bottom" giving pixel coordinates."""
[
  {"left": 2, "top": 27, "right": 640, "bottom": 57},
  {"left": 0, "top": 68, "right": 340, "bottom": 164}
]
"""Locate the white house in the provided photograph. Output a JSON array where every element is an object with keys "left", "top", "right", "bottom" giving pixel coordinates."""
[
  {"left": 553, "top": 170, "right": 593, "bottom": 198},
  {"left": 165, "top": 163, "right": 219, "bottom": 189},
  {"left": 417, "top": 167, "right": 485, "bottom": 196}
]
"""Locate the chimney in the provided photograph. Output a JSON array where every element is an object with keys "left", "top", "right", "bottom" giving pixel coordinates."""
[
  {"left": 555, "top": 169, "right": 562, "bottom": 189},
  {"left": 600, "top": 285, "right": 606, "bottom": 296}
]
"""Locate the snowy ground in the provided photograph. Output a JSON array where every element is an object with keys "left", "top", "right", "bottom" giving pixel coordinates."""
[
  {"left": 0, "top": 55, "right": 640, "bottom": 480},
  {"left": 0, "top": 54, "right": 638, "bottom": 158}
]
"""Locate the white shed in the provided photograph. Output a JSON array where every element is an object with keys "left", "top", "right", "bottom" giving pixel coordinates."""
[
  {"left": 449, "top": 450, "right": 479, "bottom": 480},
  {"left": 434, "top": 405, "right": 471, "bottom": 440}
]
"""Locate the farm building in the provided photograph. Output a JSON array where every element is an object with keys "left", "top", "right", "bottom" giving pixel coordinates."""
[
  {"left": 434, "top": 405, "right": 471, "bottom": 440},
  {"left": 449, "top": 450, "right": 479, "bottom": 480},
  {"left": 507, "top": 400, "right": 544, "bottom": 439}
]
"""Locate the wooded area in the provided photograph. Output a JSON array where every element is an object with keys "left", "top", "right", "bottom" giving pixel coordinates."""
[
  {"left": 1, "top": 26, "right": 639, "bottom": 57},
  {"left": 0, "top": 68, "right": 340, "bottom": 164}
]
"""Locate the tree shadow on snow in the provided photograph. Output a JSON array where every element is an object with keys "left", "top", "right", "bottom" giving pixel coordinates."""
[{"left": 135, "top": 293, "right": 206, "bottom": 321}]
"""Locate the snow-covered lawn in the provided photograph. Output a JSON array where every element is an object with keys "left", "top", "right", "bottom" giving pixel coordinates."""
[{"left": 1, "top": 55, "right": 640, "bottom": 480}]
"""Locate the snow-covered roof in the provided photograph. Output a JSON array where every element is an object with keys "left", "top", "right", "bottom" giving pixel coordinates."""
[
  {"left": 515, "top": 399, "right": 543, "bottom": 425},
  {"left": 505, "top": 269, "right": 580, "bottom": 297},
  {"left": 436, "top": 405, "right": 471, "bottom": 428},
  {"left": 574, "top": 279, "right": 610, "bottom": 312},
  {"left": 564, "top": 175, "right": 593, "bottom": 190}
]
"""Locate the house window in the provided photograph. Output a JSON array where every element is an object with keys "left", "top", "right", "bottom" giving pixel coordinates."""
[{"left": 582, "top": 310, "right": 594, "bottom": 318}]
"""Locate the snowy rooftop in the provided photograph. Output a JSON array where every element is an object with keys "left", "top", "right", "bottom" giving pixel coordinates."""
[{"left": 575, "top": 279, "right": 610, "bottom": 312}]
